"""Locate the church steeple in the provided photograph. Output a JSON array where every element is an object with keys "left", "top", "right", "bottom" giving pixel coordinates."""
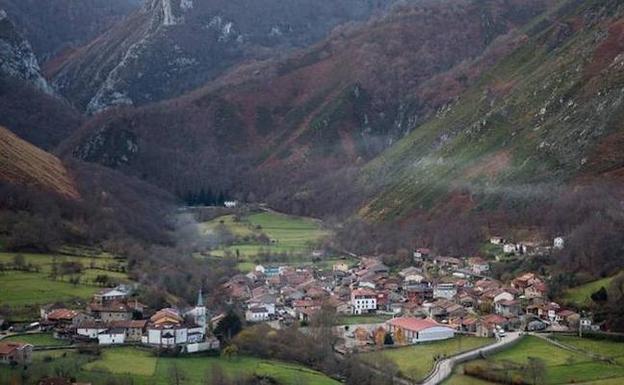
[{"left": 197, "top": 289, "right": 204, "bottom": 307}]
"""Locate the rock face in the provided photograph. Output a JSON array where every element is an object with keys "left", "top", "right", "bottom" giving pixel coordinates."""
[
  {"left": 0, "top": 0, "right": 140, "bottom": 60},
  {"left": 48, "top": 0, "right": 400, "bottom": 113},
  {"left": 0, "top": 10, "right": 54, "bottom": 95}
]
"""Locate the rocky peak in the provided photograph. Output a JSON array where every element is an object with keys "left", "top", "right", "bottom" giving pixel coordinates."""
[{"left": 0, "top": 9, "right": 54, "bottom": 95}]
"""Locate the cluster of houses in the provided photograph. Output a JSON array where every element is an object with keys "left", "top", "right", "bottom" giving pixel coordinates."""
[
  {"left": 34, "top": 285, "right": 219, "bottom": 353},
  {"left": 223, "top": 240, "right": 593, "bottom": 351}
]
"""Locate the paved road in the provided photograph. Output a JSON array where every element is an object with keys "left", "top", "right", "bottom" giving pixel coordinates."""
[{"left": 420, "top": 332, "right": 522, "bottom": 385}]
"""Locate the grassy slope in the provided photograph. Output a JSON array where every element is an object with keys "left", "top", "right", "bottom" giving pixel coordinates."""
[
  {"left": 564, "top": 275, "right": 616, "bottom": 307},
  {"left": 3, "top": 347, "right": 339, "bottom": 385},
  {"left": 360, "top": 0, "right": 624, "bottom": 220},
  {"left": 0, "top": 126, "right": 80, "bottom": 199},
  {"left": 0, "top": 252, "right": 129, "bottom": 313},
  {"left": 361, "top": 336, "right": 493, "bottom": 381},
  {"left": 464, "top": 336, "right": 624, "bottom": 384},
  {"left": 201, "top": 212, "right": 332, "bottom": 268}
]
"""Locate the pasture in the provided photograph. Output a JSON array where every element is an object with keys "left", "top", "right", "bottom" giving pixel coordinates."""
[
  {"left": 201, "top": 211, "right": 334, "bottom": 269},
  {"left": 361, "top": 336, "right": 493, "bottom": 381},
  {"left": 0, "top": 251, "right": 129, "bottom": 319},
  {"left": 462, "top": 336, "right": 624, "bottom": 384},
  {"left": 3, "top": 333, "right": 69, "bottom": 347},
  {"left": 0, "top": 347, "right": 340, "bottom": 385},
  {"left": 563, "top": 275, "right": 617, "bottom": 307}
]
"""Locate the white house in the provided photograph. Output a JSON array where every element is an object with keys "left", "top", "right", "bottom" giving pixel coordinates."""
[
  {"left": 493, "top": 291, "right": 515, "bottom": 304},
  {"left": 433, "top": 283, "right": 457, "bottom": 300},
  {"left": 503, "top": 244, "right": 516, "bottom": 254},
  {"left": 98, "top": 328, "right": 126, "bottom": 345},
  {"left": 224, "top": 201, "right": 238, "bottom": 208},
  {"left": 245, "top": 307, "right": 270, "bottom": 322},
  {"left": 351, "top": 288, "right": 377, "bottom": 315},
  {"left": 554, "top": 237, "right": 565, "bottom": 250},
  {"left": 77, "top": 323, "right": 108, "bottom": 339},
  {"left": 386, "top": 317, "right": 454, "bottom": 344}
]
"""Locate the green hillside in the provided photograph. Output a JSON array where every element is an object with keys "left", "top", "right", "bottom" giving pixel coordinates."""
[{"left": 361, "top": 0, "right": 624, "bottom": 220}]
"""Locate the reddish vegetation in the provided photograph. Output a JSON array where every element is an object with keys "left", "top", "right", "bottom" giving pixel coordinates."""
[
  {"left": 0, "top": 126, "right": 80, "bottom": 199},
  {"left": 585, "top": 19, "right": 624, "bottom": 79},
  {"left": 464, "top": 151, "right": 512, "bottom": 180}
]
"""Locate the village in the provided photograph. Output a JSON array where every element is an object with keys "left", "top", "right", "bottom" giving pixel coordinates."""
[
  {"left": 224, "top": 236, "right": 596, "bottom": 352},
  {"left": 0, "top": 224, "right": 616, "bottom": 385}
]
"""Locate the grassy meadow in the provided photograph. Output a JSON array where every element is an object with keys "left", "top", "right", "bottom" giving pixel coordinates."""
[
  {"left": 2, "top": 333, "right": 69, "bottom": 347},
  {"left": 0, "top": 347, "right": 340, "bottom": 385},
  {"left": 461, "top": 336, "right": 624, "bottom": 385},
  {"left": 0, "top": 251, "right": 129, "bottom": 320},
  {"left": 563, "top": 275, "right": 617, "bottom": 307},
  {"left": 200, "top": 211, "right": 340, "bottom": 271},
  {"left": 361, "top": 336, "right": 493, "bottom": 381}
]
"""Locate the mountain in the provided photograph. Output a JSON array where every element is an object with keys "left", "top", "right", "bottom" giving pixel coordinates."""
[
  {"left": 0, "top": 123, "right": 175, "bottom": 252},
  {"left": 0, "top": 125, "right": 79, "bottom": 199},
  {"left": 61, "top": 0, "right": 551, "bottom": 217},
  {"left": 360, "top": 0, "right": 624, "bottom": 221},
  {"left": 47, "top": 0, "right": 399, "bottom": 113},
  {"left": 0, "top": 10, "right": 54, "bottom": 95},
  {"left": 0, "top": 10, "right": 82, "bottom": 149},
  {"left": 0, "top": 0, "right": 140, "bottom": 60}
]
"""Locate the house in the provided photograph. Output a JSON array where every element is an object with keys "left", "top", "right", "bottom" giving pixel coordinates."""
[
  {"left": 433, "top": 283, "right": 457, "bottom": 300},
  {"left": 468, "top": 258, "right": 490, "bottom": 275},
  {"left": 386, "top": 317, "right": 454, "bottom": 344},
  {"left": 92, "top": 287, "right": 129, "bottom": 305},
  {"left": 556, "top": 310, "right": 580, "bottom": 327},
  {"left": 351, "top": 288, "right": 377, "bottom": 315},
  {"left": 245, "top": 307, "right": 270, "bottom": 322},
  {"left": 399, "top": 267, "right": 424, "bottom": 283},
  {"left": 503, "top": 244, "right": 516, "bottom": 254},
  {"left": 413, "top": 248, "right": 431, "bottom": 262},
  {"left": 87, "top": 301, "right": 135, "bottom": 322},
  {"left": 43, "top": 308, "right": 88, "bottom": 331},
  {"left": 143, "top": 308, "right": 205, "bottom": 348},
  {"left": 494, "top": 300, "right": 521, "bottom": 317},
  {"left": 489, "top": 237, "right": 504, "bottom": 245},
  {"left": 477, "top": 314, "right": 509, "bottom": 337},
  {"left": 248, "top": 294, "right": 277, "bottom": 316},
  {"left": 553, "top": 237, "right": 565, "bottom": 250},
  {"left": 0, "top": 342, "right": 32, "bottom": 365},
  {"left": 433, "top": 256, "right": 462, "bottom": 269},
  {"left": 405, "top": 282, "right": 434, "bottom": 303},
  {"left": 98, "top": 328, "right": 126, "bottom": 345},
  {"left": 493, "top": 290, "right": 515, "bottom": 304},
  {"left": 224, "top": 200, "right": 238, "bottom": 208}
]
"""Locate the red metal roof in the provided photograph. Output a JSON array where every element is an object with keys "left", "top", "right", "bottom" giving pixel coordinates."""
[{"left": 387, "top": 317, "right": 448, "bottom": 332}]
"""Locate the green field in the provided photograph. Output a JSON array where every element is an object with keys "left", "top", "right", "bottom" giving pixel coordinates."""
[
  {"left": 0, "top": 347, "right": 340, "bottom": 385},
  {"left": 336, "top": 314, "right": 394, "bottom": 325},
  {"left": 201, "top": 211, "right": 332, "bottom": 267},
  {"left": 462, "top": 336, "right": 624, "bottom": 384},
  {"left": 361, "top": 336, "right": 493, "bottom": 381},
  {"left": 551, "top": 335, "right": 624, "bottom": 365},
  {"left": 564, "top": 275, "right": 617, "bottom": 307},
  {"left": 0, "top": 251, "right": 129, "bottom": 319},
  {"left": 0, "top": 272, "right": 99, "bottom": 307},
  {"left": 3, "top": 333, "right": 69, "bottom": 347}
]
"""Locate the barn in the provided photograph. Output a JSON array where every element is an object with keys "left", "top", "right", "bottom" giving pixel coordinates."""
[{"left": 386, "top": 317, "right": 455, "bottom": 344}]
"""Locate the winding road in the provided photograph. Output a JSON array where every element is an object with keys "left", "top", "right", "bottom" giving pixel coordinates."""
[{"left": 420, "top": 332, "right": 522, "bottom": 385}]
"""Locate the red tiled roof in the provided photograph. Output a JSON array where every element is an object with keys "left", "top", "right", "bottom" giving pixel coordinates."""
[
  {"left": 482, "top": 314, "right": 507, "bottom": 325},
  {"left": 0, "top": 342, "right": 30, "bottom": 355},
  {"left": 387, "top": 317, "right": 448, "bottom": 332},
  {"left": 351, "top": 288, "right": 376, "bottom": 297},
  {"left": 47, "top": 308, "right": 80, "bottom": 320}
]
